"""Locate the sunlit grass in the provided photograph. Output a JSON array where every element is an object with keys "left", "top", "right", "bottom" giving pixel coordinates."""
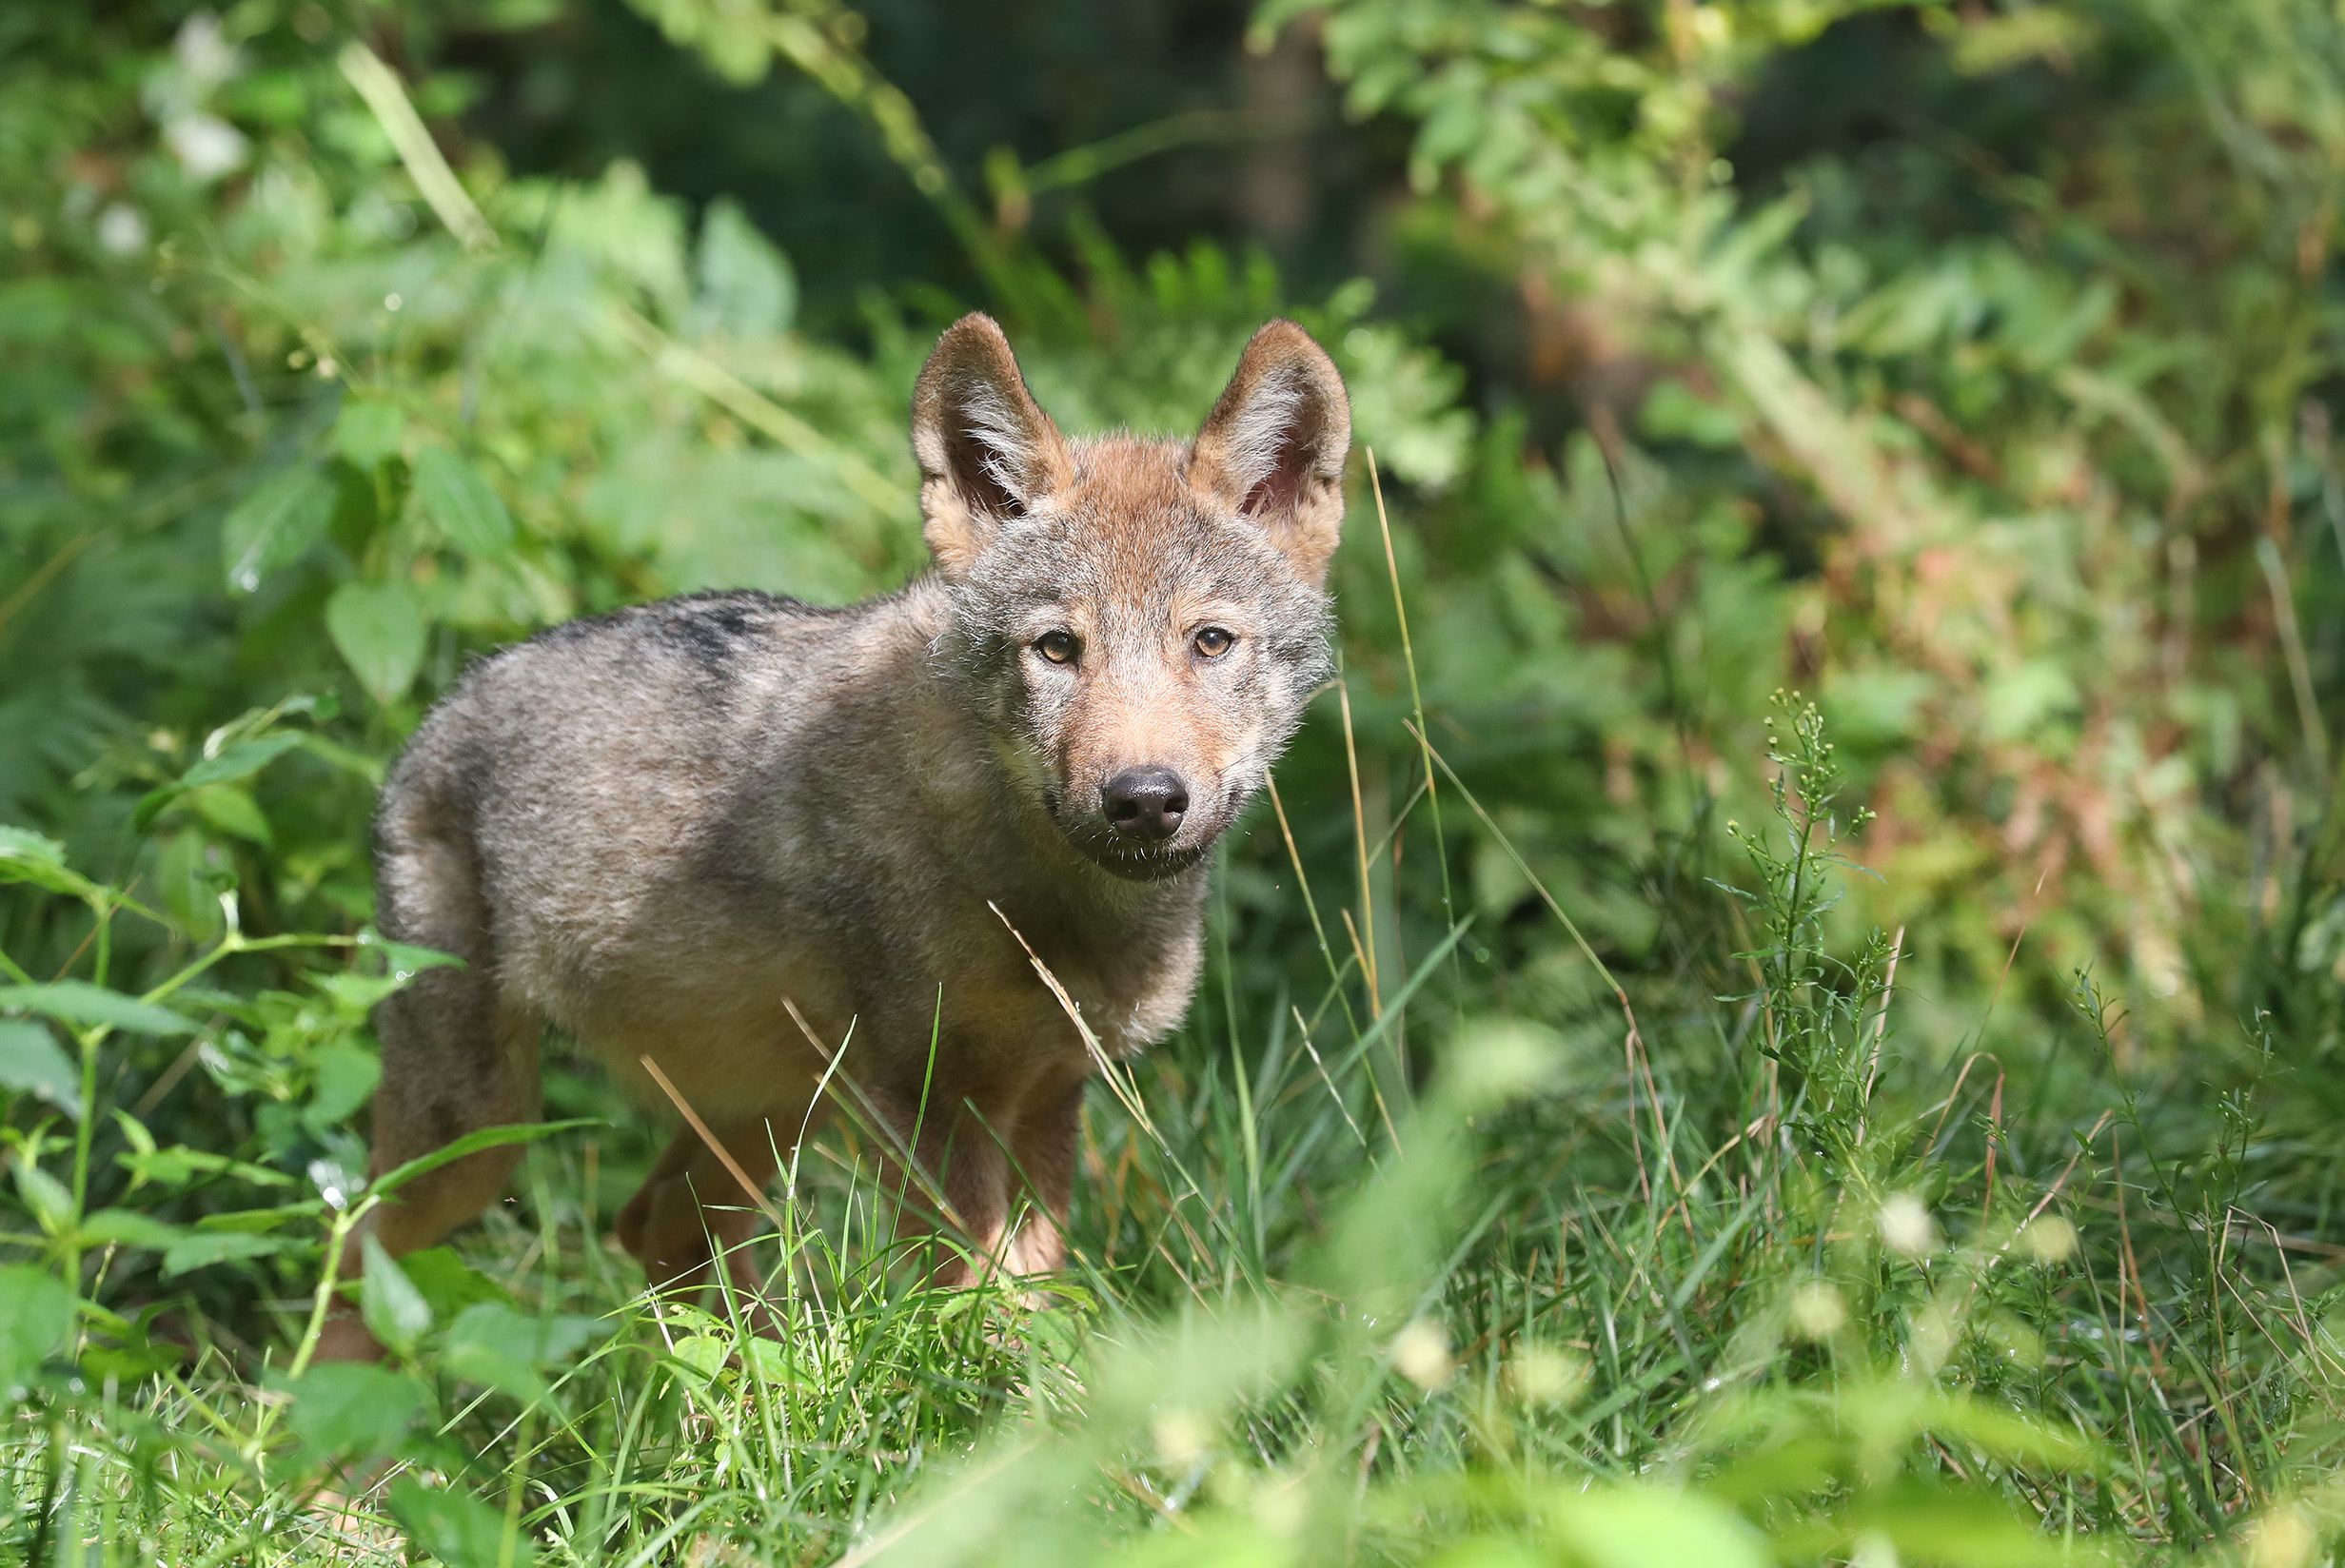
[{"left": 8, "top": 693, "right": 2338, "bottom": 1566}]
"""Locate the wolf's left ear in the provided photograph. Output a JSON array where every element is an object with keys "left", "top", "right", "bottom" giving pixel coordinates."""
[
  {"left": 1189, "top": 320, "right": 1352, "bottom": 584},
  {"left": 912, "top": 313, "right": 1074, "bottom": 578}
]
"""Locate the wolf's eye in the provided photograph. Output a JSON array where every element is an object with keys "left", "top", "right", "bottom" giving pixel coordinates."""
[
  {"left": 1193, "top": 626, "right": 1235, "bottom": 658},
  {"left": 1035, "top": 630, "right": 1079, "bottom": 665}
]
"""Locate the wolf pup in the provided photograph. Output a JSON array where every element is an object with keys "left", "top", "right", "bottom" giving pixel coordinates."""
[{"left": 322, "top": 314, "right": 1350, "bottom": 1356}]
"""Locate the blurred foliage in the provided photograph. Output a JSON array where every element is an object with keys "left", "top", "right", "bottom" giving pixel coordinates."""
[{"left": 10, "top": 0, "right": 2345, "bottom": 1561}]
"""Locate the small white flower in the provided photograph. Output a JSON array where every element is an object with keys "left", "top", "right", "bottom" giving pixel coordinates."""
[
  {"left": 1151, "top": 1408, "right": 1211, "bottom": 1471},
  {"left": 172, "top": 11, "right": 242, "bottom": 97},
  {"left": 167, "top": 113, "right": 247, "bottom": 182},
  {"left": 96, "top": 204, "right": 149, "bottom": 256},
  {"left": 306, "top": 1156, "right": 357, "bottom": 1211},
  {"left": 1878, "top": 1193, "right": 1940, "bottom": 1258},
  {"left": 2020, "top": 1214, "right": 2078, "bottom": 1264},
  {"left": 1787, "top": 1281, "right": 1846, "bottom": 1340},
  {"left": 2247, "top": 1506, "right": 2317, "bottom": 1568},
  {"left": 1850, "top": 1530, "right": 1901, "bottom": 1568},
  {"left": 1390, "top": 1319, "right": 1452, "bottom": 1391},
  {"left": 1251, "top": 1474, "right": 1306, "bottom": 1535},
  {"left": 1504, "top": 1342, "right": 1586, "bottom": 1404}
]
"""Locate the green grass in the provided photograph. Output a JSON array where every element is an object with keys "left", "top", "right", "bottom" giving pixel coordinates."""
[
  {"left": 14, "top": 0, "right": 2345, "bottom": 1558},
  {"left": 6, "top": 690, "right": 2340, "bottom": 1568}
]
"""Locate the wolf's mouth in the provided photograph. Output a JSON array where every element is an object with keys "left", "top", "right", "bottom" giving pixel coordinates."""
[
  {"left": 1046, "top": 788, "right": 1224, "bottom": 881},
  {"left": 1051, "top": 811, "right": 1213, "bottom": 879},
  {"left": 1086, "top": 835, "right": 1212, "bottom": 881}
]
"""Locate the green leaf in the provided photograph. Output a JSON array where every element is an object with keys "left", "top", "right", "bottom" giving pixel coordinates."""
[
  {"left": 0, "top": 1264, "right": 75, "bottom": 1391},
  {"left": 190, "top": 785, "right": 272, "bottom": 847},
  {"left": 0, "top": 826, "right": 96, "bottom": 898},
  {"left": 411, "top": 445, "right": 515, "bottom": 557},
  {"left": 1921, "top": 1391, "right": 2096, "bottom": 1469},
  {"left": 223, "top": 464, "right": 337, "bottom": 593},
  {"left": 130, "top": 787, "right": 177, "bottom": 834},
  {"left": 360, "top": 933, "right": 465, "bottom": 979},
  {"left": 111, "top": 1107, "right": 156, "bottom": 1160},
  {"left": 1424, "top": 1542, "right": 1545, "bottom": 1568},
  {"left": 692, "top": 196, "right": 796, "bottom": 338},
  {"left": 336, "top": 397, "right": 406, "bottom": 471},
  {"left": 441, "top": 1302, "right": 548, "bottom": 1402},
  {"left": 81, "top": 1336, "right": 185, "bottom": 1382},
  {"left": 0, "top": 1020, "right": 81, "bottom": 1114},
  {"left": 118, "top": 1145, "right": 297, "bottom": 1190},
  {"left": 361, "top": 1235, "right": 433, "bottom": 1357},
  {"left": 161, "top": 1231, "right": 297, "bottom": 1277},
  {"left": 12, "top": 1155, "right": 73, "bottom": 1236},
  {"left": 182, "top": 731, "right": 305, "bottom": 790},
  {"left": 436, "top": 1301, "right": 601, "bottom": 1402},
  {"left": 287, "top": 1361, "right": 421, "bottom": 1456},
  {"left": 136, "top": 732, "right": 308, "bottom": 833},
  {"left": 193, "top": 1199, "right": 328, "bottom": 1232},
  {"left": 0, "top": 981, "right": 195, "bottom": 1036},
  {"left": 312, "top": 970, "right": 406, "bottom": 1017},
  {"left": 0, "top": 826, "right": 65, "bottom": 871},
  {"left": 668, "top": 1333, "right": 730, "bottom": 1386},
  {"left": 326, "top": 580, "right": 425, "bottom": 704},
  {"left": 1704, "top": 1437, "right": 1839, "bottom": 1506},
  {"left": 75, "top": 1208, "right": 188, "bottom": 1249},
  {"left": 388, "top": 1476, "right": 532, "bottom": 1568},
  {"left": 299, "top": 732, "right": 386, "bottom": 785},
  {"left": 367, "top": 1120, "right": 598, "bottom": 1203},
  {"left": 305, "top": 1041, "right": 382, "bottom": 1129},
  {"left": 400, "top": 1245, "right": 514, "bottom": 1323},
  {"left": 1547, "top": 1486, "right": 1767, "bottom": 1568},
  {"left": 1845, "top": 1480, "right": 2079, "bottom": 1567},
  {"left": 1639, "top": 378, "right": 1743, "bottom": 449}
]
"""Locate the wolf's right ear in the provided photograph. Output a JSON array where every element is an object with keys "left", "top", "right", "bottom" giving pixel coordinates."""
[{"left": 911, "top": 314, "right": 1072, "bottom": 578}]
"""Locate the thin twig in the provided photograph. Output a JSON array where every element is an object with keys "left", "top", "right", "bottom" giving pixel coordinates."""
[
  {"left": 988, "top": 902, "right": 1163, "bottom": 1147},
  {"left": 2257, "top": 534, "right": 2329, "bottom": 780},
  {"left": 2113, "top": 1134, "right": 2166, "bottom": 1376},
  {"left": 0, "top": 529, "right": 99, "bottom": 639},
  {"left": 1337, "top": 677, "right": 1379, "bottom": 1015},
  {"left": 339, "top": 43, "right": 498, "bottom": 252},
  {"left": 638, "top": 1055, "right": 786, "bottom": 1229},
  {"left": 1862, "top": 924, "right": 1905, "bottom": 1105},
  {"left": 1292, "top": 1004, "right": 1366, "bottom": 1147}
]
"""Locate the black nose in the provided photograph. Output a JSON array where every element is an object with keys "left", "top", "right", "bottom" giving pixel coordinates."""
[{"left": 1102, "top": 767, "right": 1190, "bottom": 842}]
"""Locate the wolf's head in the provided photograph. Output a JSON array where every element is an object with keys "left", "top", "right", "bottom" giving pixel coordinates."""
[{"left": 914, "top": 314, "right": 1350, "bottom": 882}]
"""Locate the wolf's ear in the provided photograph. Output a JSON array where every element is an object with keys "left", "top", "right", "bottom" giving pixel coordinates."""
[
  {"left": 1189, "top": 320, "right": 1351, "bottom": 584},
  {"left": 911, "top": 313, "right": 1073, "bottom": 578}
]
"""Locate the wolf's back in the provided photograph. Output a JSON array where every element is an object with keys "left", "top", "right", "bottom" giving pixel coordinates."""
[{"left": 370, "top": 589, "right": 884, "bottom": 967}]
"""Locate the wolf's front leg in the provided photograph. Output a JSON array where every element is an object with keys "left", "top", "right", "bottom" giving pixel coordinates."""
[
  {"left": 997, "top": 1077, "right": 1087, "bottom": 1278},
  {"left": 889, "top": 1069, "right": 1087, "bottom": 1286},
  {"left": 614, "top": 1121, "right": 782, "bottom": 1303}
]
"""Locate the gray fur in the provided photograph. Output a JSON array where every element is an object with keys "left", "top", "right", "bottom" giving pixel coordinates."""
[{"left": 323, "top": 316, "right": 1350, "bottom": 1355}]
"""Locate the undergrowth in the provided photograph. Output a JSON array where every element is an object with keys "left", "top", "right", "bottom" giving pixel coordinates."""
[
  {"left": 5, "top": 683, "right": 2341, "bottom": 1567},
  {"left": 12, "top": 0, "right": 2345, "bottom": 1562}
]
